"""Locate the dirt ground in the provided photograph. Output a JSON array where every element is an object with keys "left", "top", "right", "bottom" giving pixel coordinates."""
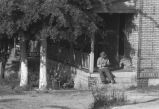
[
  {"left": 1, "top": 84, "right": 159, "bottom": 109},
  {"left": 0, "top": 86, "right": 94, "bottom": 109}
]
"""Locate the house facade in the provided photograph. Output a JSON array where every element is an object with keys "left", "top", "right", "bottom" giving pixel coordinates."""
[
  {"left": 102, "top": 0, "right": 159, "bottom": 87},
  {"left": 94, "top": 0, "right": 159, "bottom": 88},
  {"left": 47, "top": 0, "right": 159, "bottom": 89}
]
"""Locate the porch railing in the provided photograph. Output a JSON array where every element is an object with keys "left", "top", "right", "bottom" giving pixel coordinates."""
[
  {"left": 73, "top": 50, "right": 90, "bottom": 69},
  {"left": 27, "top": 52, "right": 40, "bottom": 58},
  {"left": 48, "top": 45, "right": 90, "bottom": 70}
]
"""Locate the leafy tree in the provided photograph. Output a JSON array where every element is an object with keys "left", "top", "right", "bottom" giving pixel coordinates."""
[
  {"left": 0, "top": 36, "right": 11, "bottom": 79},
  {"left": 0, "top": 0, "right": 129, "bottom": 89}
]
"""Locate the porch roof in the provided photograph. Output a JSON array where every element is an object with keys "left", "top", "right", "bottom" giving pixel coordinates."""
[{"left": 95, "top": 0, "right": 136, "bottom": 13}]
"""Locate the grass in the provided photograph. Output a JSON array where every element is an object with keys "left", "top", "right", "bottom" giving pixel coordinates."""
[{"left": 91, "top": 86, "right": 127, "bottom": 109}]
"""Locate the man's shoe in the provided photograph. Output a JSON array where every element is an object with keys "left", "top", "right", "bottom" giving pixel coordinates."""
[{"left": 102, "top": 81, "right": 108, "bottom": 84}]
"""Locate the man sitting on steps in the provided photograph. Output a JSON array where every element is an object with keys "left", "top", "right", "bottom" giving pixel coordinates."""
[{"left": 97, "top": 51, "right": 116, "bottom": 84}]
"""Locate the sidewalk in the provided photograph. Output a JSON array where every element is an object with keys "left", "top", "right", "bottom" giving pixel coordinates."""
[{"left": 113, "top": 90, "right": 159, "bottom": 109}]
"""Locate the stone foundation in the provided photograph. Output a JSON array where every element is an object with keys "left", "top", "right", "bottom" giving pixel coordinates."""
[
  {"left": 48, "top": 60, "right": 138, "bottom": 90},
  {"left": 74, "top": 70, "right": 90, "bottom": 90},
  {"left": 48, "top": 60, "right": 91, "bottom": 90},
  {"left": 148, "top": 79, "right": 159, "bottom": 86},
  {"left": 137, "top": 78, "right": 159, "bottom": 87},
  {"left": 90, "top": 71, "right": 137, "bottom": 89}
]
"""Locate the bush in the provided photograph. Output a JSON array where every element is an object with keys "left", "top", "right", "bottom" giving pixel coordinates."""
[
  {"left": 48, "top": 63, "right": 74, "bottom": 89},
  {"left": 28, "top": 59, "right": 39, "bottom": 88},
  {"left": 91, "top": 86, "right": 127, "bottom": 109}
]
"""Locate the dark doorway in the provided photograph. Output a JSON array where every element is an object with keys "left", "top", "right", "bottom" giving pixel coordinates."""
[
  {"left": 95, "top": 13, "right": 134, "bottom": 69},
  {"left": 119, "top": 14, "right": 125, "bottom": 56}
]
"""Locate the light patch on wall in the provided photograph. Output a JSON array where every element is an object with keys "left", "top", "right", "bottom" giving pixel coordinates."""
[{"left": 124, "top": 0, "right": 135, "bottom": 7}]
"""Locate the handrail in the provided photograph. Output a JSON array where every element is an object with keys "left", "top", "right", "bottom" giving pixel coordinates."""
[{"left": 27, "top": 52, "right": 40, "bottom": 57}]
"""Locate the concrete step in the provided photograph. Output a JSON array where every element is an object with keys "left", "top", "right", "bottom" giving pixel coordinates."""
[
  {"left": 91, "top": 71, "right": 136, "bottom": 78},
  {"left": 89, "top": 71, "right": 137, "bottom": 89}
]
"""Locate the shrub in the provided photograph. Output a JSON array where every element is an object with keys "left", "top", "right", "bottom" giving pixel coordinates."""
[
  {"left": 91, "top": 86, "right": 127, "bottom": 109},
  {"left": 48, "top": 63, "right": 74, "bottom": 89}
]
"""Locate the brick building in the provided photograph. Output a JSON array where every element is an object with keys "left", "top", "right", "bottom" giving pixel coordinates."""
[
  {"left": 103, "top": 0, "right": 159, "bottom": 87},
  {"left": 86, "top": 0, "right": 159, "bottom": 88}
]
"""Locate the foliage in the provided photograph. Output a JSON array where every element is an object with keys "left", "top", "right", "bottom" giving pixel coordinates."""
[
  {"left": 0, "top": 0, "right": 127, "bottom": 40},
  {"left": 0, "top": 0, "right": 131, "bottom": 62},
  {"left": 48, "top": 62, "right": 74, "bottom": 89},
  {"left": 0, "top": 0, "right": 131, "bottom": 88},
  {"left": 91, "top": 86, "right": 127, "bottom": 109}
]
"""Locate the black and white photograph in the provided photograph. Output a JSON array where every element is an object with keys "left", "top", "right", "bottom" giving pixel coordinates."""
[{"left": 0, "top": 0, "right": 158, "bottom": 109}]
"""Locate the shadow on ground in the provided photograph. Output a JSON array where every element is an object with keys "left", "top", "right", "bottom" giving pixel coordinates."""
[
  {"left": 127, "top": 98, "right": 159, "bottom": 106},
  {"left": 41, "top": 105, "right": 70, "bottom": 109},
  {"left": 0, "top": 98, "right": 20, "bottom": 103}
]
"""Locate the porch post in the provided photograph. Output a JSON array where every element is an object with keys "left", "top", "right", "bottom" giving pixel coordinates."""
[
  {"left": 116, "top": 15, "right": 121, "bottom": 63},
  {"left": 89, "top": 35, "right": 95, "bottom": 73}
]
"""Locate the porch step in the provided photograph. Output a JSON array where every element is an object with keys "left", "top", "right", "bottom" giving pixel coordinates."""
[
  {"left": 89, "top": 71, "right": 137, "bottom": 89},
  {"left": 74, "top": 71, "right": 137, "bottom": 90}
]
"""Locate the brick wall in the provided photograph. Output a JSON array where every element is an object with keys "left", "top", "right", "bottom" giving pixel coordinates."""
[
  {"left": 127, "top": 14, "right": 139, "bottom": 70},
  {"left": 125, "top": 0, "right": 159, "bottom": 87},
  {"left": 131, "top": 0, "right": 159, "bottom": 87},
  {"left": 136, "top": 0, "right": 159, "bottom": 78}
]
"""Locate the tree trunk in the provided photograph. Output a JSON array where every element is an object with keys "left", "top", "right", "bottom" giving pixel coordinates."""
[
  {"left": 39, "top": 38, "right": 47, "bottom": 90},
  {"left": 89, "top": 35, "right": 95, "bottom": 73},
  {"left": 0, "top": 62, "right": 2, "bottom": 78},
  {"left": 0, "top": 54, "right": 7, "bottom": 79},
  {"left": 19, "top": 39, "right": 28, "bottom": 87},
  {"left": 0, "top": 61, "right": 5, "bottom": 79}
]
